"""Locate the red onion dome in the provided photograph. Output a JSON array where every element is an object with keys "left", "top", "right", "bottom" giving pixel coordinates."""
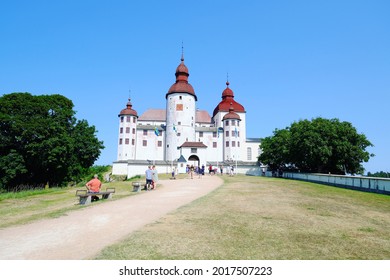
[{"left": 119, "top": 98, "right": 138, "bottom": 117}]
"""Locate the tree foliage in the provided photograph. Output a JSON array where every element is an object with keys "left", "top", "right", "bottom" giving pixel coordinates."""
[
  {"left": 367, "top": 171, "right": 390, "bottom": 178},
  {"left": 258, "top": 117, "right": 373, "bottom": 175},
  {"left": 0, "top": 93, "right": 104, "bottom": 191}
]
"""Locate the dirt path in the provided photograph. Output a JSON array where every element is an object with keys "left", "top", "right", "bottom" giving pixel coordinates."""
[{"left": 0, "top": 176, "right": 223, "bottom": 260}]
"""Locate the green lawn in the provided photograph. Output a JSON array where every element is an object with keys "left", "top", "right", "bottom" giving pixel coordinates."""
[
  {"left": 1, "top": 174, "right": 389, "bottom": 259},
  {"left": 95, "top": 175, "right": 390, "bottom": 260}
]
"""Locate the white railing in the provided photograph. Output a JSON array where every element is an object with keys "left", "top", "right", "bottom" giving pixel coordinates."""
[{"left": 281, "top": 172, "right": 390, "bottom": 195}]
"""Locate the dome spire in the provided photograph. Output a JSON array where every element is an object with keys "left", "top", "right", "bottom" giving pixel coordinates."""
[
  {"left": 226, "top": 72, "right": 230, "bottom": 87},
  {"left": 181, "top": 41, "right": 184, "bottom": 62}
]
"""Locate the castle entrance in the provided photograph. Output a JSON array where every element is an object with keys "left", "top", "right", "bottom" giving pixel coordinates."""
[{"left": 188, "top": 155, "right": 200, "bottom": 168}]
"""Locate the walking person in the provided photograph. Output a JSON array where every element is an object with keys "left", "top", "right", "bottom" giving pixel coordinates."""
[
  {"left": 151, "top": 165, "right": 158, "bottom": 190},
  {"left": 144, "top": 166, "right": 153, "bottom": 191}
]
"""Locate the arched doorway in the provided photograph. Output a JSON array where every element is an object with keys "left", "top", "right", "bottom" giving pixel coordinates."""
[{"left": 188, "top": 155, "right": 200, "bottom": 168}]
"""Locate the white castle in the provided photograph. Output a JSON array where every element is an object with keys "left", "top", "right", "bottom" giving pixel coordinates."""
[{"left": 112, "top": 53, "right": 261, "bottom": 177}]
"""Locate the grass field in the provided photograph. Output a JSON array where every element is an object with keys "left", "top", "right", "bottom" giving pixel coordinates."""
[
  {"left": 95, "top": 175, "right": 390, "bottom": 260},
  {"left": 1, "top": 174, "right": 389, "bottom": 259}
]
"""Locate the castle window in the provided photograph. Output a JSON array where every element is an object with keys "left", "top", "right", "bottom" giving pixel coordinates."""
[
  {"left": 226, "top": 131, "right": 229, "bottom": 137},
  {"left": 132, "top": 139, "right": 135, "bottom": 145},
  {"left": 232, "top": 141, "right": 236, "bottom": 147},
  {"left": 238, "top": 141, "right": 240, "bottom": 147},
  {"left": 119, "top": 138, "right": 123, "bottom": 145},
  {"left": 143, "top": 140, "right": 147, "bottom": 147},
  {"left": 199, "top": 132, "right": 203, "bottom": 137},
  {"left": 179, "top": 96, "right": 182, "bottom": 100},
  {"left": 247, "top": 147, "right": 252, "bottom": 160},
  {"left": 225, "top": 120, "right": 229, "bottom": 126},
  {"left": 126, "top": 127, "right": 130, "bottom": 134},
  {"left": 231, "top": 120, "right": 235, "bottom": 126},
  {"left": 191, "top": 148, "right": 197, "bottom": 153},
  {"left": 120, "top": 127, "right": 123, "bottom": 134},
  {"left": 133, "top": 117, "right": 136, "bottom": 123},
  {"left": 158, "top": 141, "right": 162, "bottom": 147},
  {"left": 213, "top": 142, "right": 217, "bottom": 148},
  {"left": 132, "top": 128, "right": 135, "bottom": 134},
  {"left": 213, "top": 132, "right": 217, "bottom": 138},
  {"left": 178, "top": 122, "right": 181, "bottom": 125},
  {"left": 126, "top": 116, "right": 131, "bottom": 122},
  {"left": 143, "top": 130, "right": 147, "bottom": 136},
  {"left": 125, "top": 138, "right": 129, "bottom": 145},
  {"left": 226, "top": 141, "right": 229, "bottom": 147},
  {"left": 120, "top": 116, "right": 124, "bottom": 123}
]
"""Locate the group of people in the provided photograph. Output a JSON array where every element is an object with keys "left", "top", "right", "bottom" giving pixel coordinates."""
[
  {"left": 85, "top": 162, "right": 235, "bottom": 200},
  {"left": 144, "top": 165, "right": 159, "bottom": 191},
  {"left": 186, "top": 164, "right": 205, "bottom": 179}
]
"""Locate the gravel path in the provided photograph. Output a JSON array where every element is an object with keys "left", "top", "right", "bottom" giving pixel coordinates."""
[{"left": 0, "top": 175, "right": 223, "bottom": 260}]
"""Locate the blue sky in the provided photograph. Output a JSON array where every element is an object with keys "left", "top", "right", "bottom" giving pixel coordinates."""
[{"left": 1, "top": 0, "right": 389, "bottom": 173}]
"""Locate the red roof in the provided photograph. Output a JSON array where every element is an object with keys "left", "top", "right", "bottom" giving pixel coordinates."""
[
  {"left": 119, "top": 99, "right": 138, "bottom": 116},
  {"left": 222, "top": 104, "right": 241, "bottom": 120},
  {"left": 179, "top": 142, "right": 208, "bottom": 148},
  {"left": 196, "top": 110, "right": 211, "bottom": 123},
  {"left": 138, "top": 109, "right": 211, "bottom": 124},
  {"left": 138, "top": 109, "right": 166, "bottom": 121},
  {"left": 213, "top": 81, "right": 245, "bottom": 117},
  {"left": 166, "top": 56, "right": 197, "bottom": 100}
]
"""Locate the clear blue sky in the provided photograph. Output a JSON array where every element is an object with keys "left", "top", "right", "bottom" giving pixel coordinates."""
[{"left": 1, "top": 0, "right": 389, "bottom": 174}]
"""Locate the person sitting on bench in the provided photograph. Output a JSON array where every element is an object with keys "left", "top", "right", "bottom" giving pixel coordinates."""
[{"left": 86, "top": 174, "right": 102, "bottom": 201}]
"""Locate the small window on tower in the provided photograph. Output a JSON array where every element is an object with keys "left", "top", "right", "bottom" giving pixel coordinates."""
[
  {"left": 176, "top": 104, "right": 183, "bottom": 111},
  {"left": 179, "top": 96, "right": 182, "bottom": 100}
]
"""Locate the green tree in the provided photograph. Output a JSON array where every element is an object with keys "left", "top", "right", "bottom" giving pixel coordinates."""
[
  {"left": 258, "top": 117, "right": 373, "bottom": 175},
  {"left": 0, "top": 93, "right": 104, "bottom": 191}
]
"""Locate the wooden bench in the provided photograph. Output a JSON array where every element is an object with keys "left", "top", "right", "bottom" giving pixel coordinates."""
[{"left": 76, "top": 188, "right": 115, "bottom": 205}]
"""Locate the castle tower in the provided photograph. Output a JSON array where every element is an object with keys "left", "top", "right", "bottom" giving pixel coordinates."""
[
  {"left": 117, "top": 98, "right": 138, "bottom": 160},
  {"left": 212, "top": 80, "right": 247, "bottom": 161},
  {"left": 165, "top": 53, "right": 197, "bottom": 162},
  {"left": 222, "top": 103, "right": 241, "bottom": 161}
]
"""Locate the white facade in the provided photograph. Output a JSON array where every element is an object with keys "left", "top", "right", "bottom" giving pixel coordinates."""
[{"left": 112, "top": 56, "right": 261, "bottom": 177}]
